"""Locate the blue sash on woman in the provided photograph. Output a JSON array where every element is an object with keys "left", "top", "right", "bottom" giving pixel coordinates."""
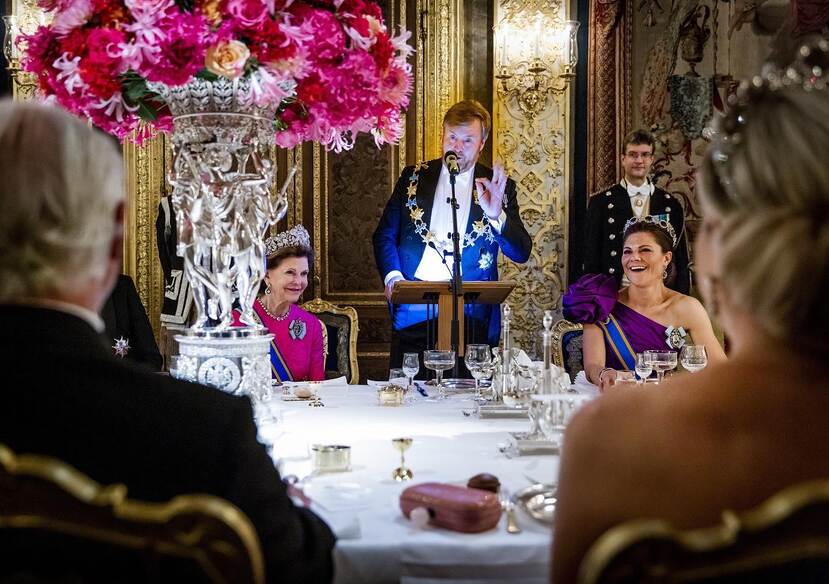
[
  {"left": 269, "top": 340, "right": 294, "bottom": 382},
  {"left": 597, "top": 313, "right": 637, "bottom": 371}
]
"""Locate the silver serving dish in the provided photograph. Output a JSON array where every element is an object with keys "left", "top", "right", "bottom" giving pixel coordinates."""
[
  {"left": 508, "top": 431, "right": 559, "bottom": 455},
  {"left": 475, "top": 403, "right": 529, "bottom": 419},
  {"left": 514, "top": 483, "right": 557, "bottom": 524}
]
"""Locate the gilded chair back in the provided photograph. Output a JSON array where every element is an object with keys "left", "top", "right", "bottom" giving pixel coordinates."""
[
  {"left": 580, "top": 480, "right": 829, "bottom": 584},
  {"left": 552, "top": 319, "right": 584, "bottom": 382},
  {"left": 0, "top": 443, "right": 265, "bottom": 584},
  {"left": 302, "top": 297, "right": 360, "bottom": 384}
]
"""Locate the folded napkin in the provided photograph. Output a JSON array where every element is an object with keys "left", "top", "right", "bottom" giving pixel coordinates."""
[
  {"left": 573, "top": 371, "right": 600, "bottom": 397},
  {"left": 282, "top": 376, "right": 348, "bottom": 388},
  {"left": 367, "top": 378, "right": 408, "bottom": 387}
]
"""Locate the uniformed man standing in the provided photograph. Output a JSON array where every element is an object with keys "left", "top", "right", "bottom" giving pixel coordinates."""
[{"left": 583, "top": 129, "right": 690, "bottom": 294}]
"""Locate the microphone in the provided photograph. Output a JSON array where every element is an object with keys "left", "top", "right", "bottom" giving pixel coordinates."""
[{"left": 444, "top": 150, "right": 460, "bottom": 176}]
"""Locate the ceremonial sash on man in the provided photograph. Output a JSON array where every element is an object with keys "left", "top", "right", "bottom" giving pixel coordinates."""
[
  {"left": 269, "top": 341, "right": 294, "bottom": 382},
  {"left": 597, "top": 314, "right": 636, "bottom": 371}
]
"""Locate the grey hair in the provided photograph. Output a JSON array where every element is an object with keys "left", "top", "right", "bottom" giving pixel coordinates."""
[
  {"left": 698, "top": 77, "right": 829, "bottom": 356},
  {"left": 0, "top": 100, "right": 124, "bottom": 301}
]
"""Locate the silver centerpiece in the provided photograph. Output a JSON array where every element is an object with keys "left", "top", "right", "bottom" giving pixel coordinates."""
[{"left": 150, "top": 77, "right": 294, "bottom": 398}]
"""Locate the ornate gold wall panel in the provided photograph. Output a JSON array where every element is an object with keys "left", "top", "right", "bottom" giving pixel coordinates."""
[
  {"left": 494, "top": 0, "right": 575, "bottom": 357},
  {"left": 123, "top": 135, "right": 166, "bottom": 340},
  {"left": 421, "top": 0, "right": 464, "bottom": 159}
]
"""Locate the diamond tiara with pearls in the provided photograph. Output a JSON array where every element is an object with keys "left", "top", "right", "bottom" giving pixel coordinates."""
[
  {"left": 265, "top": 225, "right": 312, "bottom": 257},
  {"left": 623, "top": 214, "right": 678, "bottom": 248}
]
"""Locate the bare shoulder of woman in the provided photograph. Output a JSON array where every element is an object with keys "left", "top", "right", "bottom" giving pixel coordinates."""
[{"left": 666, "top": 291, "right": 706, "bottom": 320}]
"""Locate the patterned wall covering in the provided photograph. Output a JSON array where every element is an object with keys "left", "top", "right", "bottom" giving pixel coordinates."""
[
  {"left": 494, "top": 0, "right": 574, "bottom": 357},
  {"left": 327, "top": 135, "right": 393, "bottom": 294},
  {"left": 588, "top": 0, "right": 785, "bottom": 282},
  {"left": 323, "top": 132, "right": 400, "bottom": 381},
  {"left": 632, "top": 0, "right": 778, "bottom": 247}
]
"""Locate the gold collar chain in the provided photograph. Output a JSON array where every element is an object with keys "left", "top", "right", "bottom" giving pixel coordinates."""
[{"left": 406, "top": 162, "right": 495, "bottom": 252}]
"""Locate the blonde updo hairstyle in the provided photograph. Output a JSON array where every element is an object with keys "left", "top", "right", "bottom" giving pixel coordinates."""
[
  {"left": 698, "top": 48, "right": 829, "bottom": 356},
  {"left": 0, "top": 101, "right": 124, "bottom": 301}
]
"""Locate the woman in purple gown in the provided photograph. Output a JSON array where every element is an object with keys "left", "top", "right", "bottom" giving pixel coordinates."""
[{"left": 565, "top": 217, "right": 725, "bottom": 391}]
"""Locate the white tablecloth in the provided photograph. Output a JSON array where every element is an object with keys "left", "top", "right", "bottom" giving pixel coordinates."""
[{"left": 256, "top": 384, "right": 565, "bottom": 584}]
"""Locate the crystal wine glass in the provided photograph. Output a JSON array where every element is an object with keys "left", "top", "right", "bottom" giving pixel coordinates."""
[
  {"left": 464, "top": 344, "right": 492, "bottom": 401},
  {"left": 647, "top": 350, "right": 677, "bottom": 384},
  {"left": 423, "top": 350, "right": 455, "bottom": 399},
  {"left": 402, "top": 352, "right": 419, "bottom": 391},
  {"left": 635, "top": 352, "right": 653, "bottom": 384},
  {"left": 680, "top": 345, "right": 708, "bottom": 373}
]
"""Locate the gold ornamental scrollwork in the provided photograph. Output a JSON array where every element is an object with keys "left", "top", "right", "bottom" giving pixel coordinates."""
[{"left": 494, "top": 0, "right": 573, "bottom": 357}]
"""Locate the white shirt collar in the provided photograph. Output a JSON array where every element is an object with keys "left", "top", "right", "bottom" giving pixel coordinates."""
[
  {"left": 440, "top": 162, "right": 475, "bottom": 185},
  {"left": 622, "top": 178, "right": 653, "bottom": 198}
]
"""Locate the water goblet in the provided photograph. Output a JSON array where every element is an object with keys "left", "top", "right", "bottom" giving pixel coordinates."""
[
  {"left": 465, "top": 344, "right": 492, "bottom": 401},
  {"left": 635, "top": 352, "right": 653, "bottom": 384},
  {"left": 402, "top": 352, "right": 420, "bottom": 390},
  {"left": 423, "top": 350, "right": 455, "bottom": 399},
  {"left": 647, "top": 350, "right": 678, "bottom": 384},
  {"left": 538, "top": 394, "right": 592, "bottom": 444},
  {"left": 680, "top": 345, "right": 708, "bottom": 373},
  {"left": 391, "top": 437, "right": 413, "bottom": 481}
]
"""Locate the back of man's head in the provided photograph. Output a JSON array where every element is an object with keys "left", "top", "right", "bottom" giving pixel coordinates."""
[{"left": 0, "top": 100, "right": 124, "bottom": 305}]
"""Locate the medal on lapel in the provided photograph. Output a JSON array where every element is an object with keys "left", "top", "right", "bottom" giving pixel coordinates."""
[
  {"left": 289, "top": 319, "right": 307, "bottom": 340},
  {"left": 113, "top": 336, "right": 131, "bottom": 357}
]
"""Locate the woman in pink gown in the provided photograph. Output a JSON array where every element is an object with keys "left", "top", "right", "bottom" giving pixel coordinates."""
[{"left": 234, "top": 225, "right": 325, "bottom": 381}]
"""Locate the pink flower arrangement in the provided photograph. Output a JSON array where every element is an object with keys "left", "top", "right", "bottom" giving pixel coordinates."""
[{"left": 21, "top": 0, "right": 413, "bottom": 148}]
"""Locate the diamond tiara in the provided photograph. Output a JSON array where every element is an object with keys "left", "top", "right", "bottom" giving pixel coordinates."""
[
  {"left": 265, "top": 225, "right": 311, "bottom": 257},
  {"left": 623, "top": 214, "right": 678, "bottom": 248}
]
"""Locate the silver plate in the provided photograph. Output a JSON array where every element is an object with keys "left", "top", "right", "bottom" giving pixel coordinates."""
[
  {"left": 422, "top": 378, "right": 492, "bottom": 391},
  {"left": 476, "top": 403, "right": 529, "bottom": 419},
  {"left": 508, "top": 431, "right": 559, "bottom": 455},
  {"left": 514, "top": 483, "right": 557, "bottom": 524}
]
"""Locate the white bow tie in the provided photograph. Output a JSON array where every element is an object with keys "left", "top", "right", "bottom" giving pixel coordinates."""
[{"left": 627, "top": 185, "right": 650, "bottom": 198}]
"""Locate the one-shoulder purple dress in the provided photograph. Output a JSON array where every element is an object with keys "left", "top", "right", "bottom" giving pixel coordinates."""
[{"left": 563, "top": 274, "right": 682, "bottom": 371}]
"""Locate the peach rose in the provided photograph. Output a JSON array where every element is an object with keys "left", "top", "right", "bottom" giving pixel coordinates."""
[{"left": 205, "top": 40, "right": 250, "bottom": 79}]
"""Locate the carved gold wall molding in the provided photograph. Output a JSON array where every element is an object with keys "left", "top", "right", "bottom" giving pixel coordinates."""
[
  {"left": 122, "top": 135, "right": 167, "bottom": 340},
  {"left": 494, "top": 0, "right": 574, "bottom": 357},
  {"left": 8, "top": 0, "right": 43, "bottom": 101},
  {"left": 421, "top": 0, "right": 464, "bottom": 160}
]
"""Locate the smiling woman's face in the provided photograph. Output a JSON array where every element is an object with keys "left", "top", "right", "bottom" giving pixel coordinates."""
[
  {"left": 265, "top": 255, "right": 309, "bottom": 305},
  {"left": 622, "top": 231, "right": 671, "bottom": 285}
]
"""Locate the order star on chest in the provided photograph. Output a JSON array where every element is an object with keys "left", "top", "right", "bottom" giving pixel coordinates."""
[{"left": 112, "top": 336, "right": 130, "bottom": 358}]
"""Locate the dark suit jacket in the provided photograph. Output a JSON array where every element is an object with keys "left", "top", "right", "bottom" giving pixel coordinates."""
[
  {"left": 584, "top": 183, "right": 690, "bottom": 294},
  {"left": 101, "top": 274, "right": 163, "bottom": 371},
  {"left": 0, "top": 306, "right": 335, "bottom": 583},
  {"left": 372, "top": 159, "right": 532, "bottom": 344}
]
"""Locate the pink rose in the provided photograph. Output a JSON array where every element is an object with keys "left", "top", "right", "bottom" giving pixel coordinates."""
[
  {"left": 226, "top": 0, "right": 268, "bottom": 27},
  {"left": 205, "top": 40, "right": 250, "bottom": 79}
]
